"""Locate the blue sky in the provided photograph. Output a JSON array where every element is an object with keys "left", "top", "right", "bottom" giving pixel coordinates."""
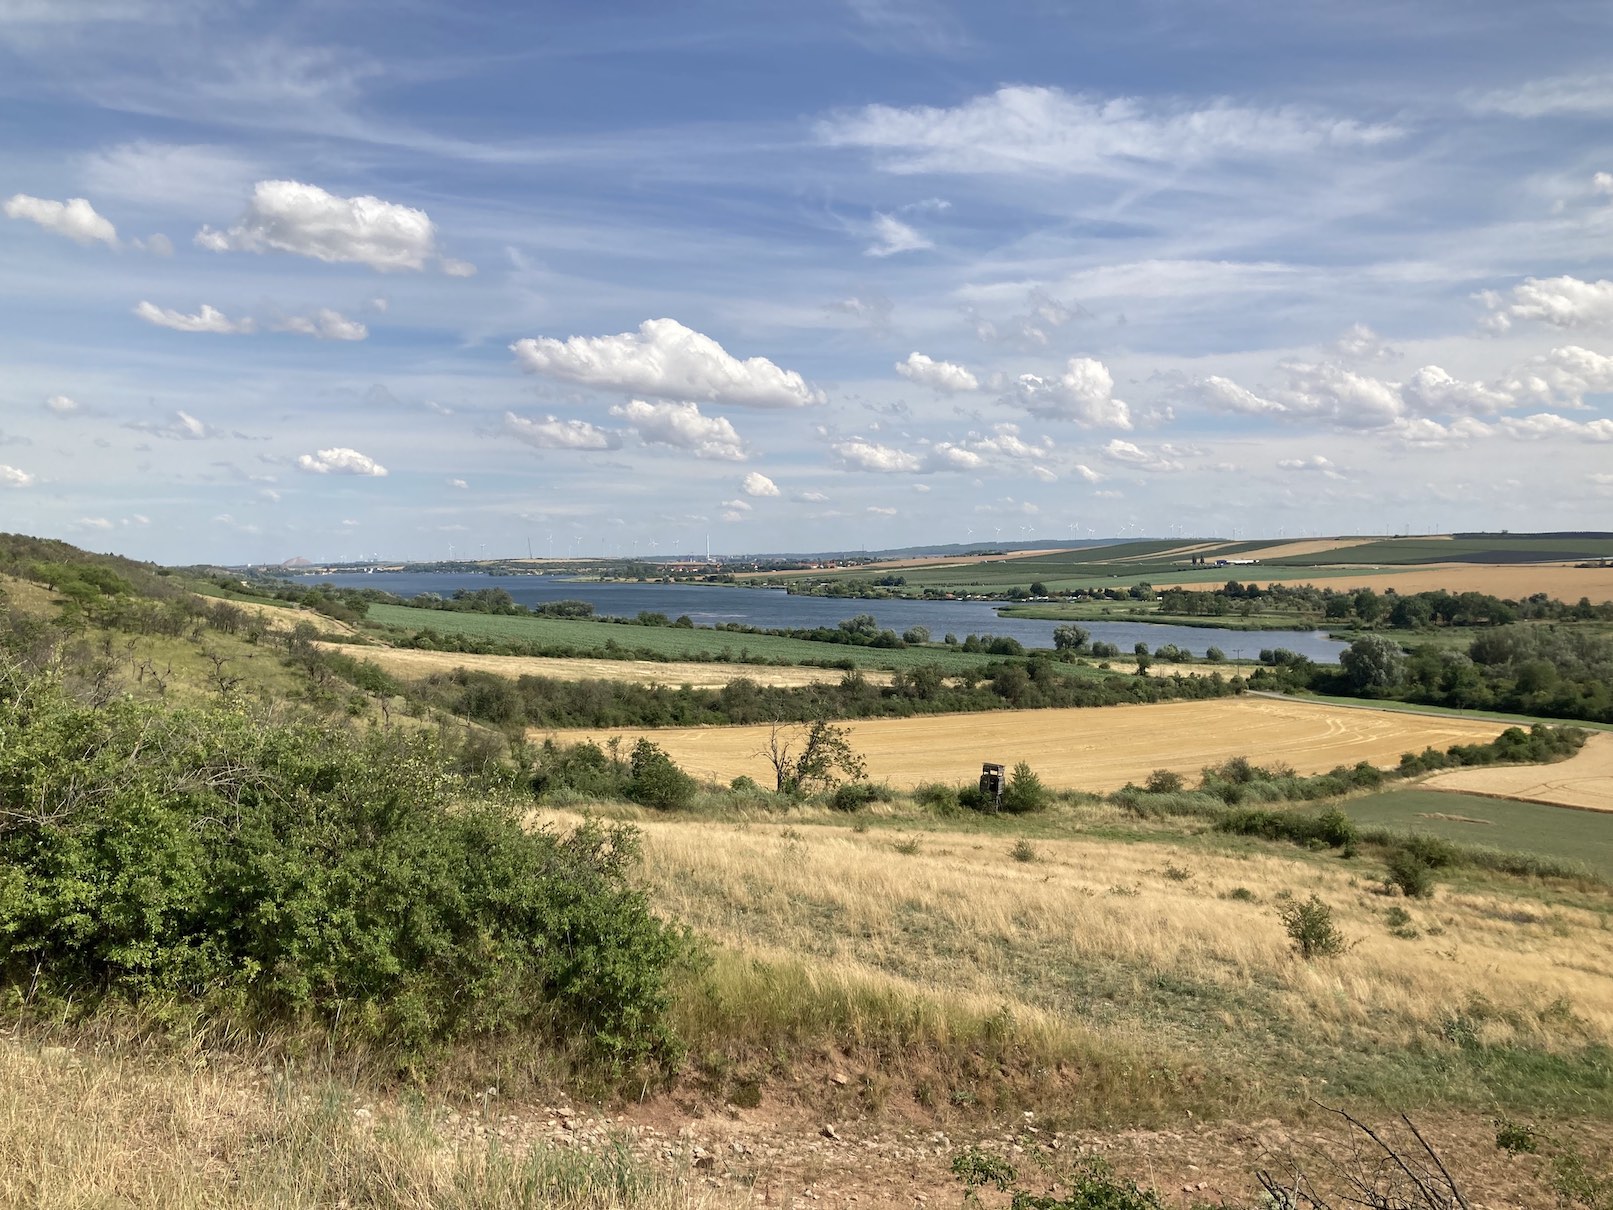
[{"left": 3, "top": 0, "right": 1612, "bottom": 564}]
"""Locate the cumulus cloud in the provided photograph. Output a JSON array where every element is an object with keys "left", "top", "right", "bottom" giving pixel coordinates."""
[
  {"left": 609, "top": 399, "right": 746, "bottom": 461},
  {"left": 968, "top": 423, "right": 1053, "bottom": 461},
  {"left": 134, "top": 300, "right": 255, "bottom": 334},
  {"left": 796, "top": 490, "right": 830, "bottom": 503},
  {"left": 1072, "top": 464, "right": 1102, "bottom": 482},
  {"left": 925, "top": 442, "right": 985, "bottom": 471},
  {"left": 867, "top": 505, "right": 898, "bottom": 517},
  {"left": 741, "top": 471, "right": 780, "bottom": 497},
  {"left": 273, "top": 308, "right": 368, "bottom": 341},
  {"left": 896, "top": 351, "right": 978, "bottom": 393},
  {"left": 1496, "top": 413, "right": 1613, "bottom": 441},
  {"left": 3, "top": 193, "right": 118, "bottom": 246},
  {"left": 832, "top": 437, "right": 922, "bottom": 473},
  {"left": 197, "top": 180, "right": 466, "bottom": 273},
  {"left": 1401, "top": 366, "right": 1512, "bottom": 416},
  {"left": 866, "top": 212, "right": 931, "bottom": 257},
  {"left": 1196, "top": 375, "right": 1286, "bottom": 415},
  {"left": 1596, "top": 172, "right": 1613, "bottom": 197},
  {"left": 0, "top": 464, "right": 35, "bottom": 487},
  {"left": 513, "top": 318, "right": 823, "bottom": 409},
  {"left": 296, "top": 447, "right": 389, "bottom": 475},
  {"left": 1333, "top": 322, "right": 1398, "bottom": 362},
  {"left": 447, "top": 477, "right": 468, "bottom": 489},
  {"left": 817, "top": 85, "right": 1401, "bottom": 178},
  {"left": 1011, "top": 357, "right": 1132, "bottom": 427},
  {"left": 502, "top": 412, "right": 620, "bottom": 451},
  {"left": 1481, "top": 275, "right": 1613, "bottom": 332},
  {"left": 44, "top": 394, "right": 79, "bottom": 414}
]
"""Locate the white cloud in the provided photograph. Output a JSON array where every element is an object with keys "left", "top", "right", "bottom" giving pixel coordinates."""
[
  {"left": 817, "top": 84, "right": 1400, "bottom": 178},
  {"left": 720, "top": 498, "right": 752, "bottom": 511},
  {"left": 196, "top": 180, "right": 463, "bottom": 273},
  {"left": 967, "top": 424, "right": 1053, "bottom": 461},
  {"left": 1012, "top": 357, "right": 1132, "bottom": 428},
  {"left": 1496, "top": 413, "right": 1613, "bottom": 442},
  {"left": 741, "top": 471, "right": 780, "bottom": 497},
  {"left": 440, "top": 257, "right": 477, "bottom": 278},
  {"left": 3, "top": 193, "right": 118, "bottom": 247},
  {"left": 273, "top": 308, "right": 368, "bottom": 341},
  {"left": 502, "top": 412, "right": 620, "bottom": 451},
  {"left": 79, "top": 141, "right": 260, "bottom": 211},
  {"left": 1333, "top": 323, "right": 1398, "bottom": 362},
  {"left": 73, "top": 517, "right": 114, "bottom": 531},
  {"left": 1482, "top": 276, "right": 1613, "bottom": 332},
  {"left": 44, "top": 394, "right": 78, "bottom": 414},
  {"left": 1472, "top": 73, "right": 1613, "bottom": 118},
  {"left": 296, "top": 447, "right": 389, "bottom": 476},
  {"left": 832, "top": 437, "right": 922, "bottom": 473},
  {"left": 867, "top": 505, "right": 898, "bottom": 517},
  {"left": 447, "top": 477, "right": 468, "bottom": 489},
  {"left": 1596, "top": 172, "right": 1613, "bottom": 197},
  {"left": 513, "top": 318, "right": 823, "bottom": 409},
  {"left": 1072, "top": 464, "right": 1102, "bottom": 482},
  {"left": 1197, "top": 374, "right": 1286, "bottom": 415},
  {"left": 1277, "top": 455, "right": 1345, "bottom": 480},
  {"left": 609, "top": 399, "right": 746, "bottom": 461},
  {"left": 0, "top": 464, "right": 34, "bottom": 487},
  {"left": 129, "top": 409, "right": 215, "bottom": 440},
  {"left": 796, "top": 490, "right": 829, "bottom": 503},
  {"left": 1271, "top": 362, "right": 1404, "bottom": 428},
  {"left": 1401, "top": 366, "right": 1512, "bottom": 416},
  {"left": 135, "top": 233, "right": 174, "bottom": 256},
  {"left": 1501, "top": 345, "right": 1613, "bottom": 409},
  {"left": 133, "top": 300, "right": 255, "bottom": 334},
  {"left": 866, "top": 212, "right": 931, "bottom": 257},
  {"left": 925, "top": 442, "right": 985, "bottom": 471},
  {"left": 895, "top": 351, "right": 978, "bottom": 393},
  {"left": 1103, "top": 439, "right": 1183, "bottom": 473}
]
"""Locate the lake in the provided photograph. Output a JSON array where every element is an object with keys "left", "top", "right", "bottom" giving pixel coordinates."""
[{"left": 311, "top": 572, "right": 1347, "bottom": 662}]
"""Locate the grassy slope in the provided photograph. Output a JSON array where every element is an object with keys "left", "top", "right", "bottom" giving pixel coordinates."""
[{"left": 1342, "top": 789, "right": 1613, "bottom": 879}]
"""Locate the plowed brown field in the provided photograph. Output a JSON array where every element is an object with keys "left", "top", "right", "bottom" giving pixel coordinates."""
[
  {"left": 314, "top": 643, "right": 891, "bottom": 689},
  {"left": 544, "top": 696, "right": 1507, "bottom": 792},
  {"left": 1422, "top": 732, "right": 1613, "bottom": 812}
]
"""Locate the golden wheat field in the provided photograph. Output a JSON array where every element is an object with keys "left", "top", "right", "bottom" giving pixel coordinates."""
[
  {"left": 313, "top": 642, "right": 892, "bottom": 689},
  {"left": 544, "top": 696, "right": 1508, "bottom": 792},
  {"left": 1175, "top": 562, "right": 1613, "bottom": 602},
  {"left": 1423, "top": 732, "right": 1613, "bottom": 812}
]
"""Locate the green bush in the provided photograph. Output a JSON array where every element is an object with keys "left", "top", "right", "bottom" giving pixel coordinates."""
[
  {"left": 913, "top": 781, "right": 959, "bottom": 810},
  {"left": 1275, "top": 893, "right": 1348, "bottom": 959},
  {"left": 999, "top": 761, "right": 1049, "bottom": 814},
  {"left": 626, "top": 738, "right": 697, "bottom": 810},
  {"left": 1386, "top": 848, "right": 1437, "bottom": 899},
  {"left": 830, "top": 781, "right": 892, "bottom": 812},
  {"left": 0, "top": 672, "right": 690, "bottom": 1063}
]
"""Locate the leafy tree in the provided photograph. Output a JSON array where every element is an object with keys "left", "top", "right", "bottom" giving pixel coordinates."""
[
  {"left": 626, "top": 738, "right": 697, "bottom": 810},
  {"left": 999, "top": 760, "right": 1049, "bottom": 814},
  {"left": 762, "top": 719, "right": 867, "bottom": 796},
  {"left": 1341, "top": 634, "right": 1408, "bottom": 694},
  {"left": 901, "top": 625, "right": 931, "bottom": 645},
  {"left": 1052, "top": 623, "right": 1090, "bottom": 652}
]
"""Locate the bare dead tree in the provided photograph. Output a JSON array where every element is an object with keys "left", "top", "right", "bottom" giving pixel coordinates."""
[{"left": 1255, "top": 1105, "right": 1471, "bottom": 1210}]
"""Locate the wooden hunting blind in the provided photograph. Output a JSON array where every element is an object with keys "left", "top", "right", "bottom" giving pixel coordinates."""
[{"left": 979, "top": 762, "right": 1005, "bottom": 811}]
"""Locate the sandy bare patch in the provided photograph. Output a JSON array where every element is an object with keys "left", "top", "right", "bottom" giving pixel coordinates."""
[
  {"left": 1170, "top": 562, "right": 1613, "bottom": 603},
  {"left": 1421, "top": 732, "right": 1613, "bottom": 812},
  {"left": 315, "top": 643, "right": 891, "bottom": 689},
  {"left": 543, "top": 696, "right": 1506, "bottom": 793}
]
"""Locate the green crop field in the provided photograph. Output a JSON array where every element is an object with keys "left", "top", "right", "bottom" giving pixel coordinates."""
[
  {"left": 1343, "top": 789, "right": 1613, "bottom": 879},
  {"left": 364, "top": 603, "right": 1024, "bottom": 672}
]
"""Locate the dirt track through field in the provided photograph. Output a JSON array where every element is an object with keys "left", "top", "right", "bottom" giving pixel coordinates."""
[
  {"left": 1421, "top": 732, "right": 1613, "bottom": 812},
  {"left": 315, "top": 643, "right": 893, "bottom": 689},
  {"left": 544, "top": 696, "right": 1508, "bottom": 792}
]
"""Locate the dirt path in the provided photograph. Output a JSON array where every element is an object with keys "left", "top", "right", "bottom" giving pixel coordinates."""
[
  {"left": 1421, "top": 732, "right": 1613, "bottom": 812},
  {"left": 543, "top": 697, "right": 1507, "bottom": 793}
]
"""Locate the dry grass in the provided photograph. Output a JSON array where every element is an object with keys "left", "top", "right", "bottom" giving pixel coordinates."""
[
  {"left": 0, "top": 1031, "right": 734, "bottom": 1210},
  {"left": 613, "top": 808, "right": 1613, "bottom": 1118},
  {"left": 316, "top": 642, "right": 892, "bottom": 689},
  {"left": 1422, "top": 732, "right": 1613, "bottom": 812},
  {"left": 546, "top": 697, "right": 1507, "bottom": 793}
]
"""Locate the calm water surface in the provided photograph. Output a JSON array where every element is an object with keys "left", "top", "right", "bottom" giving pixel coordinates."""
[{"left": 314, "top": 572, "right": 1346, "bottom": 661}]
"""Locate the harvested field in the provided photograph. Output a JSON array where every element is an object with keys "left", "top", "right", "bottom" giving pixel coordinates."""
[
  {"left": 313, "top": 643, "right": 892, "bottom": 689},
  {"left": 735, "top": 546, "right": 1073, "bottom": 578},
  {"left": 1170, "top": 562, "right": 1613, "bottom": 602},
  {"left": 1238, "top": 536, "right": 1376, "bottom": 561},
  {"left": 1344, "top": 789, "right": 1613, "bottom": 877},
  {"left": 1421, "top": 732, "right": 1613, "bottom": 812},
  {"left": 544, "top": 696, "right": 1507, "bottom": 792}
]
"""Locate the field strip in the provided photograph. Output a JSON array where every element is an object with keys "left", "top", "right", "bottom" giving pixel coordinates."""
[
  {"left": 541, "top": 696, "right": 1508, "bottom": 793},
  {"left": 314, "top": 643, "right": 892, "bottom": 688},
  {"left": 1238, "top": 537, "right": 1377, "bottom": 561},
  {"left": 1168, "top": 563, "right": 1613, "bottom": 603},
  {"left": 1420, "top": 733, "right": 1613, "bottom": 812}
]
